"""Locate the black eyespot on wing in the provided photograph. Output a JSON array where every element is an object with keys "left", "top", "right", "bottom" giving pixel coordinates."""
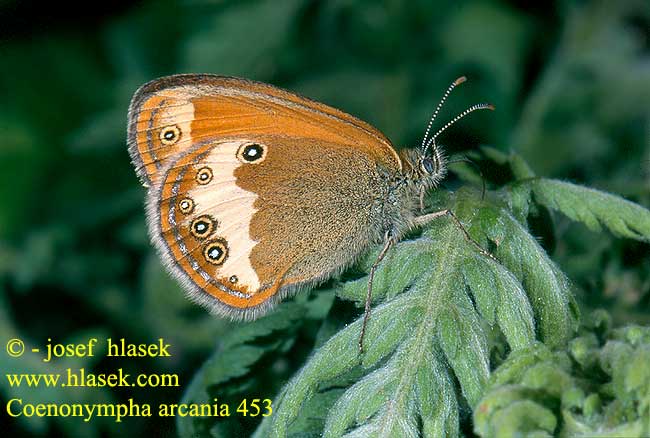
[
  {"left": 204, "top": 239, "right": 228, "bottom": 265},
  {"left": 196, "top": 167, "right": 213, "bottom": 184},
  {"left": 236, "top": 143, "right": 267, "bottom": 164},
  {"left": 190, "top": 215, "right": 215, "bottom": 239},
  {"left": 160, "top": 125, "right": 181, "bottom": 145},
  {"left": 178, "top": 197, "right": 194, "bottom": 214}
]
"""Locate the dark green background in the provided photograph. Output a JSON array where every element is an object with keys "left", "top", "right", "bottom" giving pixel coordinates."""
[{"left": 1, "top": 0, "right": 648, "bottom": 436}]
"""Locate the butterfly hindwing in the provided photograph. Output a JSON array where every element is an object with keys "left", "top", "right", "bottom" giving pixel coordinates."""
[{"left": 152, "top": 139, "right": 270, "bottom": 317}]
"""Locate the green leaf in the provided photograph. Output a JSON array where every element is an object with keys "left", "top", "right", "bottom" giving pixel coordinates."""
[
  {"left": 336, "top": 239, "right": 433, "bottom": 304},
  {"left": 462, "top": 254, "right": 536, "bottom": 350},
  {"left": 266, "top": 292, "right": 419, "bottom": 437},
  {"left": 177, "top": 303, "right": 307, "bottom": 438},
  {"left": 476, "top": 315, "right": 650, "bottom": 437},
  {"left": 530, "top": 178, "right": 650, "bottom": 241},
  {"left": 182, "top": 0, "right": 306, "bottom": 77},
  {"left": 479, "top": 204, "right": 578, "bottom": 347}
]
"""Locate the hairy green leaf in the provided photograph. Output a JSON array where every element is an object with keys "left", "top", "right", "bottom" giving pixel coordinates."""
[
  {"left": 177, "top": 303, "right": 308, "bottom": 438},
  {"left": 476, "top": 203, "right": 578, "bottom": 347},
  {"left": 531, "top": 178, "right": 650, "bottom": 241}
]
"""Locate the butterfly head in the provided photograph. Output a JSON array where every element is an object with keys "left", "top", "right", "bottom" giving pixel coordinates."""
[
  {"left": 403, "top": 76, "right": 494, "bottom": 190},
  {"left": 397, "top": 145, "right": 447, "bottom": 199}
]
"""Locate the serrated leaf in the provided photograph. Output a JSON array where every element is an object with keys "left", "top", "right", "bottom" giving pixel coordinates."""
[
  {"left": 437, "top": 280, "right": 490, "bottom": 407},
  {"left": 177, "top": 303, "right": 306, "bottom": 438},
  {"left": 336, "top": 239, "right": 433, "bottom": 304},
  {"left": 267, "top": 293, "right": 419, "bottom": 437},
  {"left": 416, "top": 347, "right": 459, "bottom": 438},
  {"left": 462, "top": 255, "right": 536, "bottom": 350},
  {"left": 531, "top": 178, "right": 650, "bottom": 241},
  {"left": 323, "top": 360, "right": 399, "bottom": 436},
  {"left": 483, "top": 206, "right": 578, "bottom": 347},
  {"left": 194, "top": 164, "right": 650, "bottom": 436},
  {"left": 257, "top": 186, "right": 585, "bottom": 436}
]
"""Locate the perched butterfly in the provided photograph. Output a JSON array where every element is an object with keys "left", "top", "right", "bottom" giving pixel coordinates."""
[{"left": 127, "top": 74, "right": 492, "bottom": 349}]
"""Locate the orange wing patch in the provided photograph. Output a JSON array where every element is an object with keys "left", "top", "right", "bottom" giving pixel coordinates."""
[{"left": 128, "top": 75, "right": 401, "bottom": 187}]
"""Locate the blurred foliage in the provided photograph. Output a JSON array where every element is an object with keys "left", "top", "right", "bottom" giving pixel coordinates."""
[
  {"left": 475, "top": 313, "right": 650, "bottom": 437},
  {"left": 1, "top": 0, "right": 648, "bottom": 437}
]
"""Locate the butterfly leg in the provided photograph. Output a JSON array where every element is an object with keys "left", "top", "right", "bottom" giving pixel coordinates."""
[
  {"left": 419, "top": 186, "right": 426, "bottom": 213},
  {"left": 412, "top": 209, "right": 498, "bottom": 263},
  {"left": 359, "top": 232, "right": 395, "bottom": 355}
]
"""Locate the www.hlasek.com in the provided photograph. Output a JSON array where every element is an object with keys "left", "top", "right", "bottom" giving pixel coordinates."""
[
  {"left": 6, "top": 367, "right": 179, "bottom": 388},
  {"left": 5, "top": 337, "right": 271, "bottom": 422}
]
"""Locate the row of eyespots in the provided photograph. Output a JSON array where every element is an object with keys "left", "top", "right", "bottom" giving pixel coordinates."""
[
  {"left": 176, "top": 196, "right": 231, "bottom": 274},
  {"left": 169, "top": 143, "right": 268, "bottom": 284},
  {"left": 192, "top": 143, "right": 266, "bottom": 185}
]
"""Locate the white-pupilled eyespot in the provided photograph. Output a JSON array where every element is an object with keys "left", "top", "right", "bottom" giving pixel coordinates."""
[
  {"left": 236, "top": 143, "right": 267, "bottom": 164},
  {"left": 204, "top": 239, "right": 228, "bottom": 265},
  {"left": 160, "top": 125, "right": 181, "bottom": 145},
  {"left": 178, "top": 197, "right": 194, "bottom": 214},
  {"left": 196, "top": 167, "right": 213, "bottom": 184},
  {"left": 190, "top": 215, "right": 215, "bottom": 239}
]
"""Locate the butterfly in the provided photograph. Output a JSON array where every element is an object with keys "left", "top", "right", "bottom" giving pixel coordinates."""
[{"left": 127, "top": 74, "right": 493, "bottom": 349}]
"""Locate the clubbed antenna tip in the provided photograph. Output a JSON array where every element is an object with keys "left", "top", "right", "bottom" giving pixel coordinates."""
[
  {"left": 420, "top": 76, "right": 469, "bottom": 150},
  {"left": 422, "top": 102, "right": 496, "bottom": 154}
]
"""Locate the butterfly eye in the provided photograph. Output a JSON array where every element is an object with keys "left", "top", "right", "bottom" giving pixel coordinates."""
[
  {"left": 159, "top": 125, "right": 181, "bottom": 145},
  {"left": 190, "top": 215, "right": 215, "bottom": 239},
  {"left": 229, "top": 275, "right": 238, "bottom": 284},
  {"left": 204, "top": 239, "right": 228, "bottom": 265},
  {"left": 196, "top": 167, "right": 213, "bottom": 184},
  {"left": 178, "top": 198, "right": 194, "bottom": 215},
  {"left": 420, "top": 158, "right": 435, "bottom": 174},
  {"left": 236, "top": 143, "right": 267, "bottom": 164}
]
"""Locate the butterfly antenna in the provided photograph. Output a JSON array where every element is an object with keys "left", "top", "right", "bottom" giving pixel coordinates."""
[
  {"left": 420, "top": 76, "right": 467, "bottom": 152},
  {"left": 423, "top": 103, "right": 495, "bottom": 156}
]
